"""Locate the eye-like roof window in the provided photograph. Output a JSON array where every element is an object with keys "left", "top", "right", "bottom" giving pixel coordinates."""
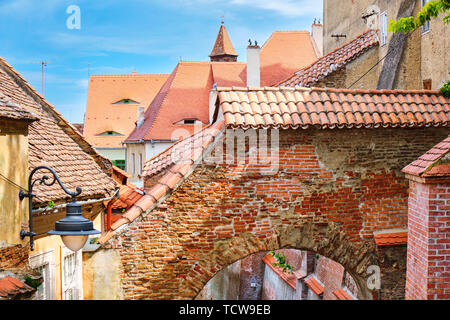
[
  {"left": 96, "top": 131, "right": 124, "bottom": 136},
  {"left": 174, "top": 119, "right": 203, "bottom": 125},
  {"left": 112, "top": 99, "right": 140, "bottom": 105}
]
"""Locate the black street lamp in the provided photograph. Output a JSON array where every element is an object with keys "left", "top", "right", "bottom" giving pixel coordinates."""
[{"left": 19, "top": 166, "right": 100, "bottom": 252}]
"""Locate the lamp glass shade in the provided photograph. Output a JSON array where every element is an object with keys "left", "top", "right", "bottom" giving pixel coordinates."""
[{"left": 61, "top": 235, "right": 88, "bottom": 252}]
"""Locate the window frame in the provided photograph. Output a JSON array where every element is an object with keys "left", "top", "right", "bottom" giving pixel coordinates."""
[
  {"left": 421, "top": 0, "right": 431, "bottom": 34},
  {"left": 61, "top": 246, "right": 83, "bottom": 300},
  {"left": 29, "top": 250, "right": 55, "bottom": 300},
  {"left": 380, "top": 11, "right": 388, "bottom": 46}
]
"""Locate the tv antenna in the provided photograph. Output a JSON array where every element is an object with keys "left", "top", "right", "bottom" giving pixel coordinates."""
[{"left": 31, "top": 61, "right": 51, "bottom": 96}]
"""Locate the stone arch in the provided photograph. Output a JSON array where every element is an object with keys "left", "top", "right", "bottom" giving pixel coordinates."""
[{"left": 183, "top": 222, "right": 378, "bottom": 300}]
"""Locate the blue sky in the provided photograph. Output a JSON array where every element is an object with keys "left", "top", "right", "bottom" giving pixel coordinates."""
[{"left": 0, "top": 0, "right": 323, "bottom": 123}]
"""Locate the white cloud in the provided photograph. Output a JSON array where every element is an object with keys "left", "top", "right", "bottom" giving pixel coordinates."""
[{"left": 229, "top": 0, "right": 322, "bottom": 17}]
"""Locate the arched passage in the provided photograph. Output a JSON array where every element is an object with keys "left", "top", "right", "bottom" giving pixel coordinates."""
[{"left": 182, "top": 222, "right": 378, "bottom": 300}]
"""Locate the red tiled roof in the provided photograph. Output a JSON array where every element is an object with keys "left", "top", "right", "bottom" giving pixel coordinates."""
[
  {"left": 125, "top": 61, "right": 246, "bottom": 142},
  {"left": 209, "top": 24, "right": 238, "bottom": 58},
  {"left": 402, "top": 135, "right": 450, "bottom": 178},
  {"left": 99, "top": 121, "right": 225, "bottom": 244},
  {"left": 126, "top": 30, "right": 319, "bottom": 142},
  {"left": 304, "top": 276, "right": 324, "bottom": 296},
  {"left": 262, "top": 254, "right": 297, "bottom": 290},
  {"left": 215, "top": 87, "right": 450, "bottom": 130},
  {"left": 0, "top": 92, "right": 38, "bottom": 121},
  {"left": 373, "top": 231, "right": 408, "bottom": 246},
  {"left": 333, "top": 288, "right": 354, "bottom": 300},
  {"left": 84, "top": 73, "right": 169, "bottom": 149},
  {"left": 111, "top": 183, "right": 144, "bottom": 210},
  {"left": 0, "top": 276, "right": 35, "bottom": 299},
  {"left": 261, "top": 31, "right": 319, "bottom": 86},
  {"left": 0, "top": 57, "right": 116, "bottom": 206},
  {"left": 278, "top": 30, "right": 379, "bottom": 87}
]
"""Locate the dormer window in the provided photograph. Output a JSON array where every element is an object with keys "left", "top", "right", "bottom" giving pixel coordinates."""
[
  {"left": 175, "top": 119, "right": 203, "bottom": 125},
  {"left": 112, "top": 99, "right": 140, "bottom": 105},
  {"left": 96, "top": 131, "right": 124, "bottom": 136}
]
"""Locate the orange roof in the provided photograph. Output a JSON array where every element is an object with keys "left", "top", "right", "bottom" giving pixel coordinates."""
[
  {"left": 402, "top": 135, "right": 450, "bottom": 178},
  {"left": 0, "top": 276, "right": 35, "bottom": 299},
  {"left": 261, "top": 31, "right": 319, "bottom": 86},
  {"left": 125, "top": 29, "right": 320, "bottom": 142},
  {"left": 215, "top": 86, "right": 450, "bottom": 130},
  {"left": 333, "top": 288, "right": 354, "bottom": 300},
  {"left": 304, "top": 276, "right": 324, "bottom": 296},
  {"left": 279, "top": 30, "right": 379, "bottom": 87},
  {"left": 373, "top": 231, "right": 408, "bottom": 246},
  {"left": 262, "top": 253, "right": 297, "bottom": 290},
  {"left": 126, "top": 61, "right": 246, "bottom": 142},
  {"left": 84, "top": 73, "right": 169, "bottom": 149},
  {"left": 209, "top": 24, "right": 238, "bottom": 58}
]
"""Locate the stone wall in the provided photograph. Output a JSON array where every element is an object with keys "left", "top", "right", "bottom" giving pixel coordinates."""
[
  {"left": 105, "top": 126, "right": 449, "bottom": 300},
  {"left": 323, "top": 0, "right": 447, "bottom": 91}
]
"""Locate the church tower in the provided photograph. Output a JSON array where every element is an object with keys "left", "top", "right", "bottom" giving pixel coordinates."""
[{"left": 209, "top": 21, "right": 238, "bottom": 62}]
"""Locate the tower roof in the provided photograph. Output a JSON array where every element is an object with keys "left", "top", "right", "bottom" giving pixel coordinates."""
[{"left": 209, "top": 23, "right": 238, "bottom": 59}]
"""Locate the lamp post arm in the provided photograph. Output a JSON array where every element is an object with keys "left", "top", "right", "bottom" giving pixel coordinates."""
[{"left": 19, "top": 166, "right": 82, "bottom": 251}]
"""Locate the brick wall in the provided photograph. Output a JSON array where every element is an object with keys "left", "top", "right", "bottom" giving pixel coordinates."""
[
  {"left": 406, "top": 181, "right": 450, "bottom": 300},
  {"left": 107, "top": 127, "right": 449, "bottom": 300}
]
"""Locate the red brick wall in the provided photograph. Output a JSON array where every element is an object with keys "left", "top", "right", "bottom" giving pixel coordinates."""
[
  {"left": 316, "top": 256, "right": 345, "bottom": 300},
  {"left": 107, "top": 127, "right": 449, "bottom": 299},
  {"left": 406, "top": 181, "right": 450, "bottom": 300}
]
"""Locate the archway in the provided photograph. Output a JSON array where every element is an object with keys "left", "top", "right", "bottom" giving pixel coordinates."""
[
  {"left": 196, "top": 248, "right": 360, "bottom": 300},
  {"left": 182, "top": 222, "right": 379, "bottom": 300}
]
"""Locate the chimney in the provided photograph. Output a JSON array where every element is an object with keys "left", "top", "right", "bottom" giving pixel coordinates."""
[
  {"left": 246, "top": 41, "right": 261, "bottom": 87},
  {"left": 136, "top": 106, "right": 145, "bottom": 128},
  {"left": 311, "top": 19, "right": 323, "bottom": 57}
]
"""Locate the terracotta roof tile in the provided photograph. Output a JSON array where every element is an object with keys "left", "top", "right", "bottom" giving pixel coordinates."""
[
  {"left": 279, "top": 30, "right": 379, "bottom": 87},
  {"left": 402, "top": 135, "right": 450, "bottom": 178},
  {"left": 0, "top": 93, "right": 38, "bottom": 121},
  {"left": 216, "top": 87, "right": 450, "bottom": 130},
  {"left": 99, "top": 121, "right": 224, "bottom": 244},
  {"left": 262, "top": 254, "right": 297, "bottom": 290},
  {"left": 0, "top": 276, "right": 35, "bottom": 299},
  {"left": 373, "top": 231, "right": 407, "bottom": 246},
  {"left": 0, "top": 57, "right": 116, "bottom": 206},
  {"left": 304, "top": 275, "right": 324, "bottom": 296},
  {"left": 333, "top": 288, "right": 354, "bottom": 300}
]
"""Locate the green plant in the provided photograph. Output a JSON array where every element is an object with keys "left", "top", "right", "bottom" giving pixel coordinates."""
[
  {"left": 270, "top": 250, "right": 294, "bottom": 274},
  {"left": 47, "top": 200, "right": 55, "bottom": 208},
  {"left": 388, "top": 0, "right": 450, "bottom": 34},
  {"left": 24, "top": 275, "right": 42, "bottom": 289},
  {"left": 440, "top": 81, "right": 450, "bottom": 97}
]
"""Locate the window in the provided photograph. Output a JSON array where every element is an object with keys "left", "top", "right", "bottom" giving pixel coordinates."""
[
  {"left": 380, "top": 12, "right": 387, "bottom": 46},
  {"left": 138, "top": 153, "right": 143, "bottom": 175},
  {"left": 175, "top": 119, "right": 202, "bottom": 125},
  {"left": 423, "top": 79, "right": 432, "bottom": 90},
  {"left": 130, "top": 153, "right": 135, "bottom": 175},
  {"left": 61, "top": 247, "right": 83, "bottom": 300},
  {"left": 112, "top": 98, "right": 139, "bottom": 105},
  {"left": 112, "top": 159, "right": 126, "bottom": 170},
  {"left": 421, "top": 0, "right": 430, "bottom": 33},
  {"left": 96, "top": 131, "right": 124, "bottom": 136},
  {"left": 29, "top": 250, "right": 55, "bottom": 300}
]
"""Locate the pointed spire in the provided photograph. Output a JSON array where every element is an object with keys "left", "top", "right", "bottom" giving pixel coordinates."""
[{"left": 209, "top": 21, "right": 238, "bottom": 62}]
